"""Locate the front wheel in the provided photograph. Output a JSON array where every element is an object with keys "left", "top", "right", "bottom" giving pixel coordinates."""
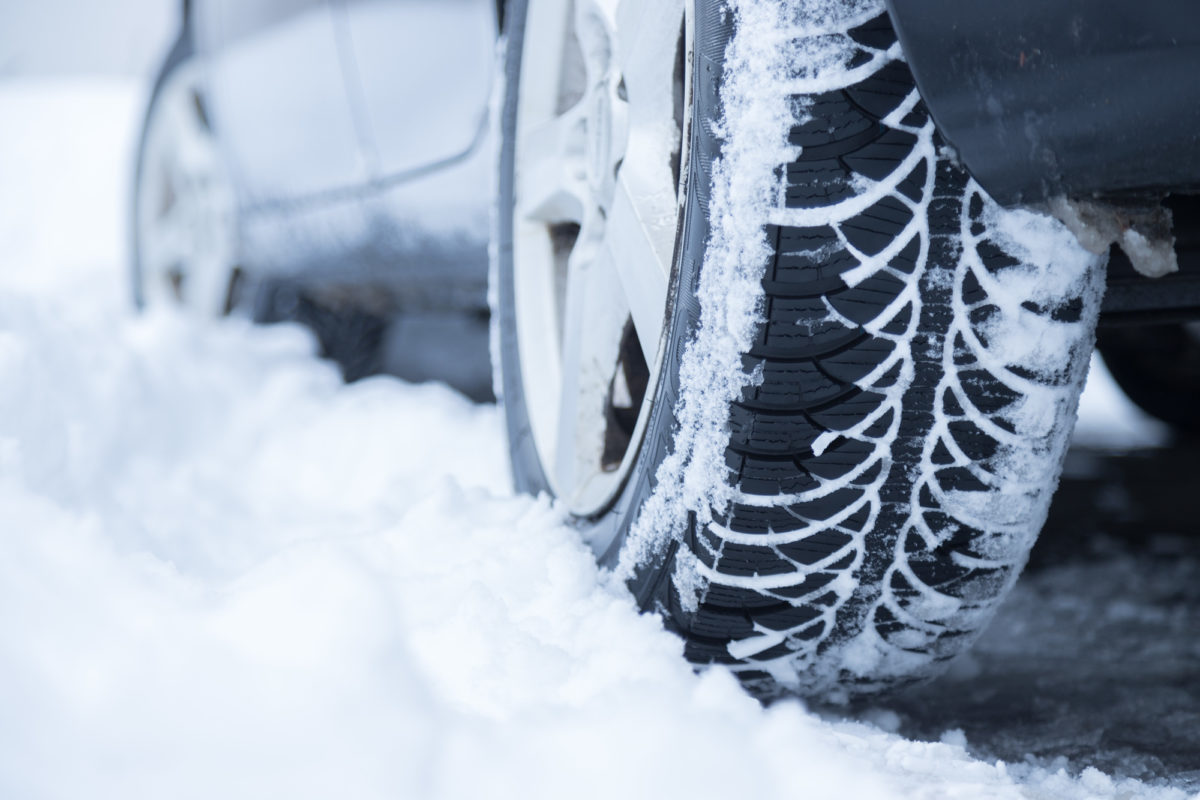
[{"left": 495, "top": 0, "right": 1104, "bottom": 699}]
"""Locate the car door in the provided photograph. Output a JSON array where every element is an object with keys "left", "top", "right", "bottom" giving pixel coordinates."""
[
  {"left": 194, "top": 0, "right": 369, "bottom": 205},
  {"left": 335, "top": 0, "right": 496, "bottom": 181}
]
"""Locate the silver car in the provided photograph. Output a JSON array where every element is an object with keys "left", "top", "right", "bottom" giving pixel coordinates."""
[{"left": 135, "top": 0, "right": 1200, "bottom": 700}]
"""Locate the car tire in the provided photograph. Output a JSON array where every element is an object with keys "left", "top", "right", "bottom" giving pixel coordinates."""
[{"left": 495, "top": 0, "right": 1104, "bottom": 698}]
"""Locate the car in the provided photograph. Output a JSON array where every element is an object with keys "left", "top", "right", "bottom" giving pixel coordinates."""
[
  {"left": 133, "top": 0, "right": 1200, "bottom": 699},
  {"left": 132, "top": 0, "right": 499, "bottom": 393}
]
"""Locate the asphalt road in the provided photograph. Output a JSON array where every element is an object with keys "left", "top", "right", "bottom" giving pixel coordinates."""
[{"left": 879, "top": 441, "right": 1200, "bottom": 790}]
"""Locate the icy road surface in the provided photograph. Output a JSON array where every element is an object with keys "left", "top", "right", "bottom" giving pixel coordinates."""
[{"left": 1, "top": 79, "right": 1196, "bottom": 800}]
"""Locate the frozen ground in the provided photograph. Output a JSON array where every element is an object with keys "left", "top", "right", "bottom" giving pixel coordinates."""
[{"left": 0, "top": 79, "right": 1196, "bottom": 800}]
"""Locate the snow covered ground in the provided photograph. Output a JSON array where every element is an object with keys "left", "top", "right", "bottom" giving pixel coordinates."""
[{"left": 0, "top": 79, "right": 1195, "bottom": 800}]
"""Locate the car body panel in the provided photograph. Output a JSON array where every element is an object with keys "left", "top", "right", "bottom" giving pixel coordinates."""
[
  {"left": 238, "top": 123, "right": 492, "bottom": 310},
  {"left": 196, "top": 0, "right": 368, "bottom": 203},
  {"left": 175, "top": 0, "right": 495, "bottom": 307},
  {"left": 338, "top": 0, "right": 495, "bottom": 180},
  {"left": 886, "top": 0, "right": 1200, "bottom": 206}
]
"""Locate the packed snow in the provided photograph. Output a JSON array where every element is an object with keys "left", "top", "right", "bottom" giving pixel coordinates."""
[{"left": 0, "top": 74, "right": 1194, "bottom": 800}]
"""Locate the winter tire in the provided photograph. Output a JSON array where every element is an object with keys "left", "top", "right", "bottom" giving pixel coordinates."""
[
  {"left": 495, "top": 0, "right": 1104, "bottom": 699},
  {"left": 132, "top": 29, "right": 239, "bottom": 317}
]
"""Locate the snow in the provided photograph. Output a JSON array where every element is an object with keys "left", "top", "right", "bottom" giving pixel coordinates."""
[
  {"left": 1073, "top": 355, "right": 1171, "bottom": 450},
  {"left": 0, "top": 76, "right": 1195, "bottom": 800}
]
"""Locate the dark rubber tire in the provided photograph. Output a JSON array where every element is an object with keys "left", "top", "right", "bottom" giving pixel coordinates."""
[{"left": 496, "top": 0, "right": 1102, "bottom": 699}]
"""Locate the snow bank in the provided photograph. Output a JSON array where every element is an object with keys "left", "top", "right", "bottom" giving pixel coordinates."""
[{"left": 0, "top": 79, "right": 1191, "bottom": 800}]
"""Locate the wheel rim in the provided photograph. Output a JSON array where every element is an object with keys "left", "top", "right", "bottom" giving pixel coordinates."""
[
  {"left": 513, "top": 0, "right": 690, "bottom": 515},
  {"left": 136, "top": 62, "right": 238, "bottom": 316}
]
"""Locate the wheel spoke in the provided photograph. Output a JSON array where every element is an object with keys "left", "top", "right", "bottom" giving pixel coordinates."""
[
  {"left": 605, "top": 171, "right": 672, "bottom": 369},
  {"left": 509, "top": 0, "right": 687, "bottom": 515},
  {"left": 521, "top": 2, "right": 578, "bottom": 114},
  {"left": 615, "top": 0, "right": 685, "bottom": 128},
  {"left": 554, "top": 228, "right": 630, "bottom": 504},
  {"left": 515, "top": 106, "right": 588, "bottom": 226}
]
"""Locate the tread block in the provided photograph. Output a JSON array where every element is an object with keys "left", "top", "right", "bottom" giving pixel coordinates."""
[
  {"left": 880, "top": 300, "right": 915, "bottom": 335},
  {"left": 716, "top": 502, "right": 807, "bottom": 535},
  {"left": 787, "top": 487, "right": 866, "bottom": 524},
  {"left": 960, "top": 270, "right": 988, "bottom": 306},
  {"left": 900, "top": 106, "right": 929, "bottom": 129},
  {"left": 948, "top": 419, "right": 998, "bottom": 462},
  {"left": 976, "top": 239, "right": 1024, "bottom": 272},
  {"left": 931, "top": 439, "right": 955, "bottom": 465},
  {"left": 715, "top": 541, "right": 797, "bottom": 578},
  {"left": 788, "top": 92, "right": 879, "bottom": 151},
  {"left": 728, "top": 404, "right": 824, "bottom": 456},
  {"left": 959, "top": 368, "right": 1021, "bottom": 415},
  {"left": 826, "top": 271, "right": 908, "bottom": 325},
  {"left": 818, "top": 336, "right": 896, "bottom": 384},
  {"left": 862, "top": 407, "right": 895, "bottom": 439},
  {"left": 800, "top": 436, "right": 876, "bottom": 480},
  {"left": 759, "top": 296, "right": 861, "bottom": 353},
  {"left": 872, "top": 603, "right": 906, "bottom": 639},
  {"left": 786, "top": 160, "right": 857, "bottom": 208},
  {"left": 743, "top": 358, "right": 851, "bottom": 409},
  {"left": 889, "top": 236, "right": 921, "bottom": 274},
  {"left": 847, "top": 14, "right": 897, "bottom": 51},
  {"left": 897, "top": 160, "right": 928, "bottom": 202},
  {"left": 701, "top": 583, "right": 787, "bottom": 611},
  {"left": 936, "top": 466, "right": 990, "bottom": 493},
  {"left": 906, "top": 550, "right": 973, "bottom": 589},
  {"left": 683, "top": 637, "right": 741, "bottom": 665},
  {"left": 775, "top": 224, "right": 839, "bottom": 257},
  {"left": 845, "top": 60, "right": 916, "bottom": 119},
  {"left": 806, "top": 388, "right": 886, "bottom": 431},
  {"left": 769, "top": 570, "right": 839, "bottom": 599},
  {"left": 778, "top": 530, "right": 853, "bottom": 565},
  {"left": 841, "top": 194, "right": 915, "bottom": 256},
  {"left": 731, "top": 451, "right": 820, "bottom": 496},
  {"left": 842, "top": 128, "right": 919, "bottom": 182}
]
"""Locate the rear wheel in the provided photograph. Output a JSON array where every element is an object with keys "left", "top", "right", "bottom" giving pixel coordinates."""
[
  {"left": 496, "top": 0, "right": 1104, "bottom": 699},
  {"left": 132, "top": 32, "right": 239, "bottom": 317}
]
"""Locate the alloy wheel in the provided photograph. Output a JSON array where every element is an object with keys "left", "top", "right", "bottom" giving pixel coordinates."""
[{"left": 511, "top": 0, "right": 690, "bottom": 515}]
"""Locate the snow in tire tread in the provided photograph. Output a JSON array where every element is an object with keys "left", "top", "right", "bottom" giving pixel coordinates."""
[{"left": 668, "top": 3, "right": 1103, "bottom": 698}]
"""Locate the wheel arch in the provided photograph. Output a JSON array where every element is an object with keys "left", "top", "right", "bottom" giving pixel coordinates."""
[{"left": 885, "top": 0, "right": 1200, "bottom": 206}]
